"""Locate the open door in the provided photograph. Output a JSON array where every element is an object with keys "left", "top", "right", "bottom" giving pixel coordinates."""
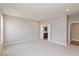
[
  {"left": 40, "top": 24, "right": 52, "bottom": 41},
  {"left": 48, "top": 24, "right": 52, "bottom": 41},
  {"left": 40, "top": 25, "right": 44, "bottom": 39}
]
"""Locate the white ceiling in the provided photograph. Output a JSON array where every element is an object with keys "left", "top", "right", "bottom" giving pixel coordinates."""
[{"left": 0, "top": 3, "right": 79, "bottom": 21}]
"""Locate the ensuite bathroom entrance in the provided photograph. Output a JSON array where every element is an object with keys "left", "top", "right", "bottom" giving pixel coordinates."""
[
  {"left": 43, "top": 25, "right": 48, "bottom": 40},
  {"left": 40, "top": 24, "right": 51, "bottom": 41}
]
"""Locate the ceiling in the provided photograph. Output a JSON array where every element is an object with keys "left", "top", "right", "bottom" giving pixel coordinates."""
[{"left": 0, "top": 3, "right": 79, "bottom": 21}]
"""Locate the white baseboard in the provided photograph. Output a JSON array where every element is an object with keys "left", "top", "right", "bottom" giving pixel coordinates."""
[
  {"left": 72, "top": 39, "right": 79, "bottom": 41},
  {"left": 3, "top": 37, "right": 40, "bottom": 46},
  {"left": 49, "top": 40, "right": 67, "bottom": 46}
]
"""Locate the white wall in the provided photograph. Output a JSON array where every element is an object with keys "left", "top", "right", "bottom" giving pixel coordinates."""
[
  {"left": 3, "top": 15, "right": 40, "bottom": 44},
  {"left": 68, "top": 15, "right": 79, "bottom": 22},
  {"left": 40, "top": 16, "right": 67, "bottom": 46}
]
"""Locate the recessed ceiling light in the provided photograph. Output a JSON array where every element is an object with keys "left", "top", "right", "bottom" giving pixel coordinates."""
[{"left": 66, "top": 8, "right": 69, "bottom": 11}]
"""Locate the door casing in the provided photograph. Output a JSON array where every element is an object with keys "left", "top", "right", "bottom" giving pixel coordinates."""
[{"left": 40, "top": 24, "right": 52, "bottom": 41}]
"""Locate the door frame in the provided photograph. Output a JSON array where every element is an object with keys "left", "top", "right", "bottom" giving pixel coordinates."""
[
  {"left": 48, "top": 24, "right": 52, "bottom": 41},
  {"left": 69, "top": 21, "right": 79, "bottom": 45},
  {"left": 40, "top": 24, "right": 52, "bottom": 41},
  {"left": 0, "top": 12, "right": 3, "bottom": 44}
]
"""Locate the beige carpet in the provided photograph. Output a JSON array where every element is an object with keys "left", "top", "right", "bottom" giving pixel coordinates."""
[{"left": 2, "top": 39, "right": 79, "bottom": 56}]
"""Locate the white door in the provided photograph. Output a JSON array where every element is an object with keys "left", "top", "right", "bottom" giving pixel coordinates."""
[
  {"left": 40, "top": 25, "right": 44, "bottom": 39},
  {"left": 48, "top": 24, "right": 52, "bottom": 41}
]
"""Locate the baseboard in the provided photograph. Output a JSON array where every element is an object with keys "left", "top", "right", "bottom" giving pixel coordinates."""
[
  {"left": 72, "top": 39, "right": 79, "bottom": 42},
  {"left": 3, "top": 37, "right": 40, "bottom": 46},
  {"left": 49, "top": 40, "right": 67, "bottom": 46}
]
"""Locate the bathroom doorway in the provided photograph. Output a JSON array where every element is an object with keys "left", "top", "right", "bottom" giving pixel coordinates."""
[
  {"left": 40, "top": 24, "right": 51, "bottom": 41},
  {"left": 43, "top": 25, "right": 48, "bottom": 40}
]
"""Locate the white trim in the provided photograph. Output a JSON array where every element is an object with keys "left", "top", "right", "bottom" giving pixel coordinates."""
[
  {"left": 49, "top": 40, "right": 67, "bottom": 46},
  {"left": 48, "top": 24, "right": 52, "bottom": 41},
  {"left": 40, "top": 25, "right": 44, "bottom": 39},
  {"left": 69, "top": 21, "right": 79, "bottom": 45},
  {"left": 72, "top": 39, "right": 79, "bottom": 41},
  {"left": 70, "top": 21, "right": 79, "bottom": 23},
  {"left": 3, "top": 37, "right": 40, "bottom": 46},
  {"left": 1, "top": 12, "right": 3, "bottom": 44}
]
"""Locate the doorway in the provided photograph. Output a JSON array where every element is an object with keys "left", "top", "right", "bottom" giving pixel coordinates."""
[
  {"left": 70, "top": 23, "right": 79, "bottom": 46},
  {"left": 40, "top": 24, "right": 51, "bottom": 41},
  {"left": 43, "top": 26, "right": 48, "bottom": 40}
]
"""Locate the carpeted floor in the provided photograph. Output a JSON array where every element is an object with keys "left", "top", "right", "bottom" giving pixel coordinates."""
[{"left": 2, "top": 39, "right": 79, "bottom": 56}]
